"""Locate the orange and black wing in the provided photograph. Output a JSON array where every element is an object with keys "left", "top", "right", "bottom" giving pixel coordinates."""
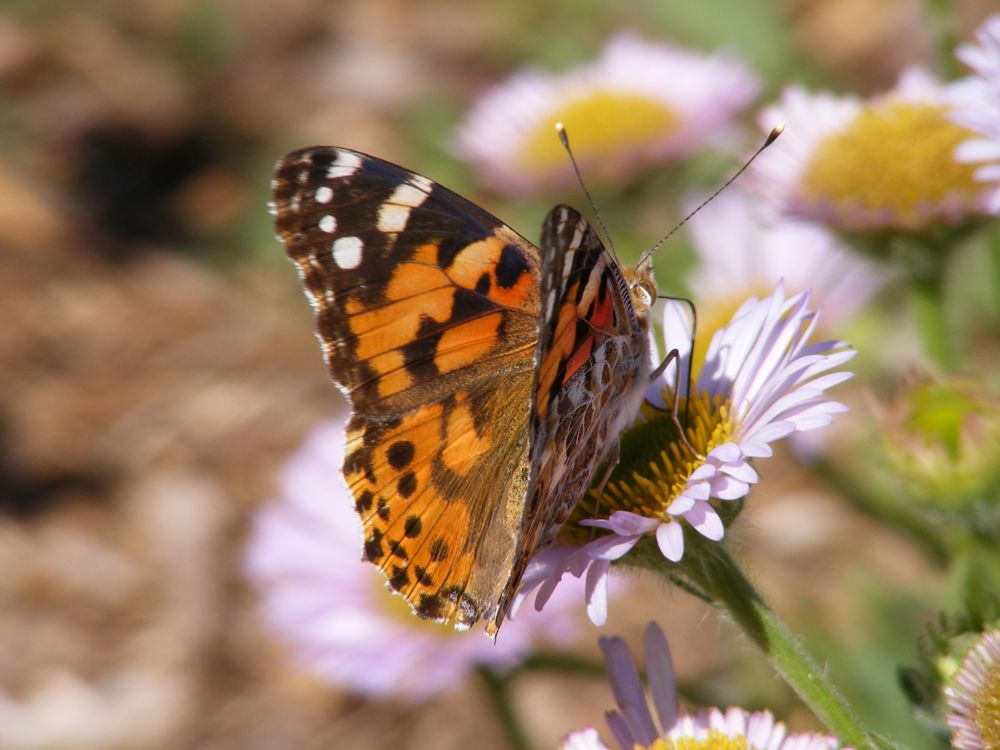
[{"left": 271, "top": 147, "right": 541, "bottom": 628}]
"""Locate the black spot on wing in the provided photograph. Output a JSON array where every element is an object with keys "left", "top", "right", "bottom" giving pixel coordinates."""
[
  {"left": 496, "top": 244, "right": 530, "bottom": 288},
  {"left": 475, "top": 272, "right": 491, "bottom": 295},
  {"left": 387, "top": 441, "right": 415, "bottom": 470},
  {"left": 403, "top": 516, "right": 422, "bottom": 537},
  {"left": 364, "top": 529, "right": 384, "bottom": 562},
  {"left": 429, "top": 538, "right": 450, "bottom": 561},
  {"left": 416, "top": 593, "right": 445, "bottom": 620},
  {"left": 389, "top": 565, "right": 410, "bottom": 591},
  {"left": 355, "top": 490, "right": 374, "bottom": 513},
  {"left": 398, "top": 472, "right": 417, "bottom": 498}
]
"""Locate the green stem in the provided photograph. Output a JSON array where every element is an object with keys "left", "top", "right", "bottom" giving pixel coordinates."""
[
  {"left": 627, "top": 538, "right": 892, "bottom": 750},
  {"left": 477, "top": 666, "right": 534, "bottom": 750},
  {"left": 908, "top": 273, "right": 955, "bottom": 370},
  {"left": 515, "top": 651, "right": 608, "bottom": 678}
]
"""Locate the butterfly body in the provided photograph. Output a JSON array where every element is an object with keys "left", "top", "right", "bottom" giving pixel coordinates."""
[{"left": 270, "top": 147, "right": 654, "bottom": 634}]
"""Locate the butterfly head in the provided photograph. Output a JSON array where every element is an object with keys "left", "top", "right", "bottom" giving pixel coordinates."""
[{"left": 624, "top": 255, "right": 657, "bottom": 325}]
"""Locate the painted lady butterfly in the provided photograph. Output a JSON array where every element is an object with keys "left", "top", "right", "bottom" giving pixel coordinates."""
[{"left": 270, "top": 147, "right": 657, "bottom": 635}]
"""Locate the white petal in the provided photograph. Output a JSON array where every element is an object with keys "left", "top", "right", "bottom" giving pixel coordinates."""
[
  {"left": 655, "top": 522, "right": 685, "bottom": 562},
  {"left": 686, "top": 501, "right": 725, "bottom": 540}
]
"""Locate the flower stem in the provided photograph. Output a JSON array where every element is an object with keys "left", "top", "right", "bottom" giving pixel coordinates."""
[
  {"left": 628, "top": 537, "right": 892, "bottom": 749},
  {"left": 908, "top": 274, "right": 956, "bottom": 370},
  {"left": 477, "top": 666, "right": 534, "bottom": 750}
]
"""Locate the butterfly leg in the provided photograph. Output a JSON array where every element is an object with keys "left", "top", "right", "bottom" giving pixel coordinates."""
[
  {"left": 650, "top": 349, "right": 703, "bottom": 459},
  {"left": 589, "top": 439, "right": 620, "bottom": 522}
]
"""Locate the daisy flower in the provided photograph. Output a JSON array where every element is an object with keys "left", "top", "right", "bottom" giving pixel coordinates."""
[
  {"left": 513, "top": 284, "right": 854, "bottom": 626},
  {"left": 951, "top": 15, "right": 1000, "bottom": 213},
  {"left": 243, "top": 419, "right": 584, "bottom": 701},
  {"left": 944, "top": 629, "right": 1000, "bottom": 750},
  {"left": 454, "top": 32, "right": 759, "bottom": 192},
  {"left": 560, "top": 622, "right": 846, "bottom": 750},
  {"left": 684, "top": 189, "right": 886, "bottom": 350},
  {"left": 751, "top": 69, "right": 995, "bottom": 233}
]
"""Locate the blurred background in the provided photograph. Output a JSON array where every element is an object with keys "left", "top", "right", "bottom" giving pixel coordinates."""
[{"left": 2, "top": 1, "right": 998, "bottom": 749}]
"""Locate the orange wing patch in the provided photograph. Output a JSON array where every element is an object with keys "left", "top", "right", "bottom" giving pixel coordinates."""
[
  {"left": 344, "top": 406, "right": 478, "bottom": 623},
  {"left": 434, "top": 312, "right": 503, "bottom": 374}
]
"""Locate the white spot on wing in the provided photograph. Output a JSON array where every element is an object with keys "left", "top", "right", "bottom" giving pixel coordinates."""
[
  {"left": 319, "top": 214, "right": 337, "bottom": 232},
  {"left": 328, "top": 150, "right": 363, "bottom": 179},
  {"left": 376, "top": 178, "right": 431, "bottom": 232},
  {"left": 315, "top": 186, "right": 333, "bottom": 203},
  {"left": 332, "top": 236, "right": 363, "bottom": 269},
  {"left": 377, "top": 203, "right": 410, "bottom": 232}
]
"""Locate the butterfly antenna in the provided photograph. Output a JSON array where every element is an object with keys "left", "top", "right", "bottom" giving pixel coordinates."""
[
  {"left": 556, "top": 122, "right": 618, "bottom": 259},
  {"left": 638, "top": 124, "right": 784, "bottom": 266}
]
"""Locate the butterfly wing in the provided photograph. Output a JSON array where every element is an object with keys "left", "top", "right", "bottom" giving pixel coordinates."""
[
  {"left": 272, "top": 147, "right": 541, "bottom": 628},
  {"left": 488, "top": 205, "right": 653, "bottom": 635}
]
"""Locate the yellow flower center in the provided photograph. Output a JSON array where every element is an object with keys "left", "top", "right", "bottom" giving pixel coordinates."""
[
  {"left": 799, "top": 102, "right": 983, "bottom": 228},
  {"left": 640, "top": 730, "right": 748, "bottom": 749},
  {"left": 971, "top": 656, "right": 1000, "bottom": 748},
  {"left": 518, "top": 91, "right": 679, "bottom": 171},
  {"left": 565, "top": 393, "right": 733, "bottom": 538}
]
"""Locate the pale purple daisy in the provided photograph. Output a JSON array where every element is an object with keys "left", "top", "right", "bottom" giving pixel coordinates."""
[
  {"left": 513, "top": 284, "right": 854, "bottom": 626},
  {"left": 751, "top": 69, "right": 994, "bottom": 232},
  {"left": 559, "top": 622, "right": 846, "bottom": 750},
  {"left": 951, "top": 15, "right": 1000, "bottom": 213},
  {"left": 944, "top": 629, "right": 1000, "bottom": 749},
  {"left": 243, "top": 418, "right": 585, "bottom": 700},
  {"left": 454, "top": 32, "right": 759, "bottom": 192}
]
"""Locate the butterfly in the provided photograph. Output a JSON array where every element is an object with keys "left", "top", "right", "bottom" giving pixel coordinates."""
[{"left": 270, "top": 146, "right": 659, "bottom": 635}]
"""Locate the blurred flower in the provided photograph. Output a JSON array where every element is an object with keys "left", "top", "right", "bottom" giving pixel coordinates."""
[
  {"left": 243, "top": 419, "right": 584, "bottom": 701},
  {"left": 881, "top": 375, "right": 1000, "bottom": 527},
  {"left": 514, "top": 284, "right": 854, "bottom": 625},
  {"left": 454, "top": 32, "right": 759, "bottom": 192},
  {"left": 559, "top": 622, "right": 845, "bottom": 750},
  {"left": 684, "top": 190, "right": 887, "bottom": 363},
  {"left": 751, "top": 70, "right": 994, "bottom": 234},
  {"left": 951, "top": 15, "right": 1000, "bottom": 213},
  {"left": 944, "top": 629, "right": 1000, "bottom": 750}
]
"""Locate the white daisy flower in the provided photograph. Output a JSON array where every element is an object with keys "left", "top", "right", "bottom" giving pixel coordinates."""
[
  {"left": 513, "top": 284, "right": 854, "bottom": 626},
  {"left": 243, "top": 418, "right": 585, "bottom": 700},
  {"left": 943, "top": 629, "right": 1000, "bottom": 750},
  {"left": 751, "top": 69, "right": 995, "bottom": 232},
  {"left": 951, "top": 15, "right": 1000, "bottom": 213},
  {"left": 454, "top": 32, "right": 759, "bottom": 192},
  {"left": 559, "top": 622, "right": 846, "bottom": 750}
]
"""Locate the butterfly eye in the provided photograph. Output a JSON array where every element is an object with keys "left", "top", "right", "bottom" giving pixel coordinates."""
[{"left": 634, "top": 284, "right": 653, "bottom": 307}]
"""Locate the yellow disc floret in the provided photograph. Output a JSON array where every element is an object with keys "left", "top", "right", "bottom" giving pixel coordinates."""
[
  {"left": 800, "top": 102, "right": 984, "bottom": 230},
  {"left": 565, "top": 393, "right": 733, "bottom": 538},
  {"left": 642, "top": 730, "right": 749, "bottom": 750},
  {"left": 519, "top": 91, "right": 678, "bottom": 171}
]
